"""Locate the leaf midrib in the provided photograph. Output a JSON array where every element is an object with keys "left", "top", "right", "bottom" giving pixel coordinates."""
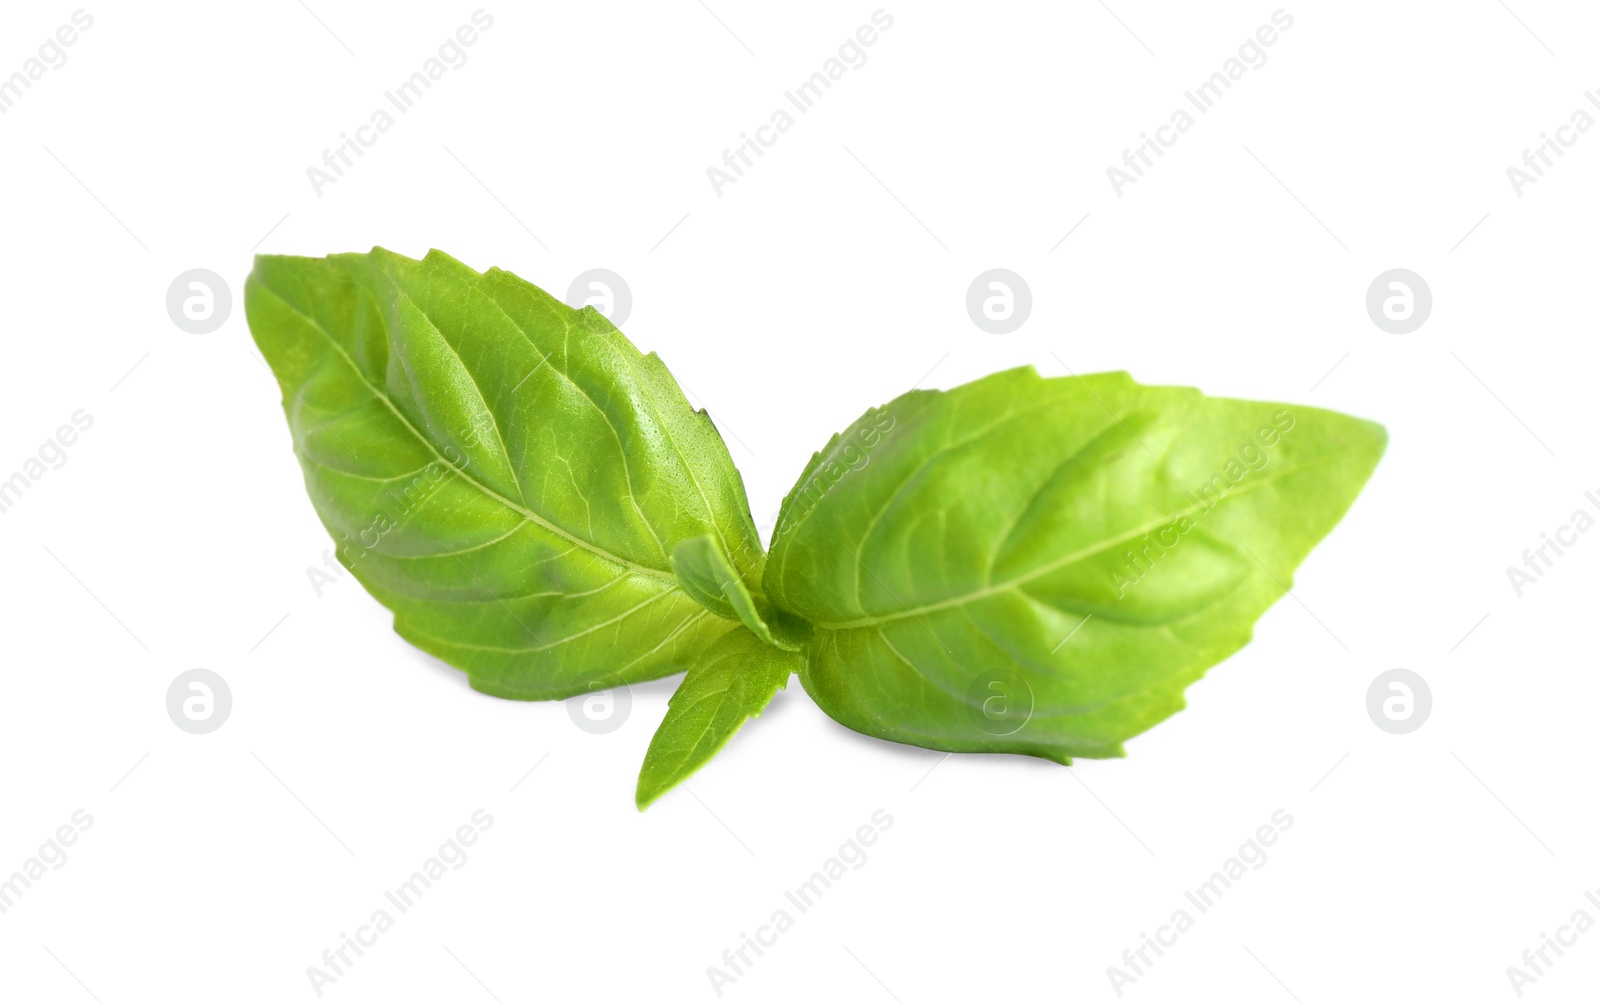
[
  {"left": 465, "top": 272, "right": 752, "bottom": 582},
  {"left": 810, "top": 449, "right": 1362, "bottom": 630},
  {"left": 254, "top": 278, "right": 678, "bottom": 586},
  {"left": 466, "top": 280, "right": 674, "bottom": 563}
]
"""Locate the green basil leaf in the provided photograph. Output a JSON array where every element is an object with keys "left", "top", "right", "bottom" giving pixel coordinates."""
[
  {"left": 764, "top": 367, "right": 1386, "bottom": 762},
  {"left": 636, "top": 627, "right": 800, "bottom": 810},
  {"left": 244, "top": 248, "right": 762, "bottom": 699},
  {"left": 670, "top": 535, "right": 809, "bottom": 651}
]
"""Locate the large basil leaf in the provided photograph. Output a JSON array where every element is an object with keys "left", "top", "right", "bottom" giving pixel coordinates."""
[
  {"left": 764, "top": 367, "right": 1386, "bottom": 762},
  {"left": 244, "top": 249, "right": 762, "bottom": 699},
  {"left": 635, "top": 627, "right": 800, "bottom": 809}
]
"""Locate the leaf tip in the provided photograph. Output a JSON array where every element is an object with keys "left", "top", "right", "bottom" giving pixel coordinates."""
[
  {"left": 635, "top": 775, "right": 666, "bottom": 812},
  {"left": 1363, "top": 418, "right": 1390, "bottom": 455}
]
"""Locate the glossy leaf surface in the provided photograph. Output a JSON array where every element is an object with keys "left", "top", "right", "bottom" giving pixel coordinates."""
[
  {"left": 245, "top": 248, "right": 761, "bottom": 699},
  {"left": 764, "top": 367, "right": 1386, "bottom": 762},
  {"left": 635, "top": 627, "right": 799, "bottom": 809}
]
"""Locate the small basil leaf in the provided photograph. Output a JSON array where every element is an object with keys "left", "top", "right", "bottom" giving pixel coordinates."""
[
  {"left": 245, "top": 248, "right": 762, "bottom": 699},
  {"left": 636, "top": 628, "right": 800, "bottom": 810},
  {"left": 670, "top": 535, "right": 809, "bottom": 651},
  {"left": 764, "top": 367, "right": 1385, "bottom": 762}
]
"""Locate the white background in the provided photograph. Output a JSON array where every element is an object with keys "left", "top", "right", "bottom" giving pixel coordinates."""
[{"left": 1, "top": 2, "right": 1596, "bottom": 1001}]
